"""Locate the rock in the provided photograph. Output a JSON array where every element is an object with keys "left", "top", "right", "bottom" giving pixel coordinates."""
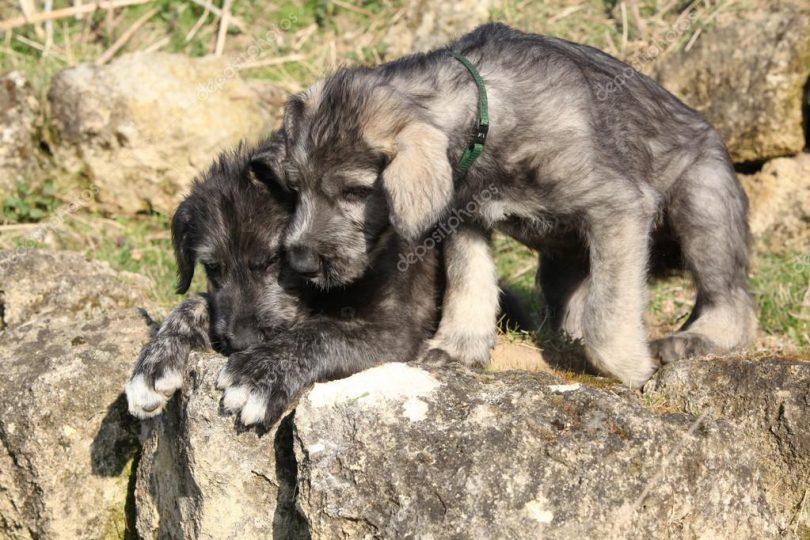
[
  {"left": 48, "top": 53, "right": 272, "bottom": 215},
  {"left": 0, "top": 72, "right": 41, "bottom": 197},
  {"left": 137, "top": 353, "right": 810, "bottom": 537},
  {"left": 655, "top": 2, "right": 810, "bottom": 163},
  {"left": 645, "top": 357, "right": 810, "bottom": 535},
  {"left": 739, "top": 153, "right": 810, "bottom": 250},
  {"left": 294, "top": 363, "right": 778, "bottom": 538},
  {"left": 134, "top": 353, "right": 307, "bottom": 539},
  {"left": 0, "top": 249, "right": 150, "bottom": 329},
  {"left": 383, "top": 0, "right": 494, "bottom": 57},
  {"left": 0, "top": 250, "right": 151, "bottom": 538}
]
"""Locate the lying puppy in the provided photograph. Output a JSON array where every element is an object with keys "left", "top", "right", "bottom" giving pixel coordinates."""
[
  {"left": 277, "top": 23, "right": 757, "bottom": 387},
  {"left": 125, "top": 134, "right": 526, "bottom": 426},
  {"left": 125, "top": 133, "right": 445, "bottom": 426}
]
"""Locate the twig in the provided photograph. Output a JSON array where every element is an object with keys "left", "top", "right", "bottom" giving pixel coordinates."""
[
  {"left": 236, "top": 53, "right": 305, "bottom": 70},
  {"left": 62, "top": 20, "right": 74, "bottom": 64},
  {"left": 620, "top": 1, "right": 628, "bottom": 53},
  {"left": 0, "top": 223, "right": 41, "bottom": 232},
  {"left": 15, "top": 33, "right": 66, "bottom": 62},
  {"left": 188, "top": 0, "right": 244, "bottom": 30},
  {"left": 96, "top": 6, "right": 158, "bottom": 64},
  {"left": 0, "top": 0, "right": 152, "bottom": 31},
  {"left": 18, "top": 0, "right": 44, "bottom": 38},
  {"left": 629, "top": 0, "right": 646, "bottom": 39},
  {"left": 142, "top": 35, "right": 169, "bottom": 53},
  {"left": 683, "top": 27, "right": 702, "bottom": 52},
  {"left": 43, "top": 0, "right": 54, "bottom": 53},
  {"left": 184, "top": 5, "right": 209, "bottom": 43},
  {"left": 332, "top": 0, "right": 374, "bottom": 17},
  {"left": 214, "top": 0, "right": 232, "bottom": 56},
  {"left": 548, "top": 5, "right": 584, "bottom": 24}
]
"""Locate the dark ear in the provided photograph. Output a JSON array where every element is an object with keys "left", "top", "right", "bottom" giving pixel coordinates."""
[
  {"left": 249, "top": 130, "right": 293, "bottom": 207},
  {"left": 380, "top": 121, "right": 453, "bottom": 240},
  {"left": 171, "top": 198, "right": 196, "bottom": 294}
]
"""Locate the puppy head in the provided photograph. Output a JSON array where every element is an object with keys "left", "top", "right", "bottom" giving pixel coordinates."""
[
  {"left": 281, "top": 74, "right": 453, "bottom": 288},
  {"left": 171, "top": 132, "right": 304, "bottom": 353}
]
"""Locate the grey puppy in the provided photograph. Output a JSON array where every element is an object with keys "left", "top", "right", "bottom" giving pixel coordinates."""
[{"left": 278, "top": 23, "right": 757, "bottom": 387}]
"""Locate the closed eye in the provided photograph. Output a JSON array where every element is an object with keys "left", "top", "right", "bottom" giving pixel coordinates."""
[
  {"left": 341, "top": 185, "right": 375, "bottom": 202},
  {"left": 203, "top": 262, "right": 222, "bottom": 285},
  {"left": 249, "top": 254, "right": 280, "bottom": 273}
]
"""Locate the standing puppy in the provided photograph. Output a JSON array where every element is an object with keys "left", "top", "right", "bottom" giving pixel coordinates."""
[{"left": 279, "top": 23, "right": 757, "bottom": 387}]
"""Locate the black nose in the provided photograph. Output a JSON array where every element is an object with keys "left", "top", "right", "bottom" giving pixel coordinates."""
[{"left": 287, "top": 245, "right": 321, "bottom": 278}]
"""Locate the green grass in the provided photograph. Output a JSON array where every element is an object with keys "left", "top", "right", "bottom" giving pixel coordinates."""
[
  {"left": 2, "top": 180, "right": 59, "bottom": 223},
  {"left": 751, "top": 251, "right": 809, "bottom": 349}
]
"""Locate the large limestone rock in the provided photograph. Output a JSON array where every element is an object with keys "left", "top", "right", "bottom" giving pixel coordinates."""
[
  {"left": 136, "top": 353, "right": 810, "bottom": 537},
  {"left": 655, "top": 2, "right": 810, "bottom": 163},
  {"left": 0, "top": 250, "right": 151, "bottom": 538},
  {"left": 134, "top": 353, "right": 307, "bottom": 539},
  {"left": 48, "top": 53, "right": 272, "bottom": 215},
  {"left": 646, "top": 357, "right": 810, "bottom": 535},
  {"left": 739, "top": 152, "right": 810, "bottom": 250},
  {"left": 0, "top": 72, "right": 40, "bottom": 198},
  {"left": 0, "top": 249, "right": 150, "bottom": 328}
]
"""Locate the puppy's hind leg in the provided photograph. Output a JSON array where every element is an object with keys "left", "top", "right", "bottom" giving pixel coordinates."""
[
  {"left": 126, "top": 294, "right": 211, "bottom": 418},
  {"left": 651, "top": 154, "right": 757, "bottom": 363},
  {"left": 425, "top": 225, "right": 499, "bottom": 367}
]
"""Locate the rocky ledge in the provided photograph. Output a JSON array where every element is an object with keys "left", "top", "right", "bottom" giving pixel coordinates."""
[{"left": 0, "top": 250, "right": 808, "bottom": 539}]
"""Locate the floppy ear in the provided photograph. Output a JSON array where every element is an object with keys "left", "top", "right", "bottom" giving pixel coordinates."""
[
  {"left": 171, "top": 199, "right": 196, "bottom": 294},
  {"left": 382, "top": 122, "right": 453, "bottom": 240},
  {"left": 249, "top": 130, "right": 294, "bottom": 208}
]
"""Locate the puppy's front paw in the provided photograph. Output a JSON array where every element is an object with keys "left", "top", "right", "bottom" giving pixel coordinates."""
[
  {"left": 125, "top": 338, "right": 186, "bottom": 418},
  {"left": 125, "top": 369, "right": 183, "bottom": 418},
  {"left": 216, "top": 351, "right": 292, "bottom": 428}
]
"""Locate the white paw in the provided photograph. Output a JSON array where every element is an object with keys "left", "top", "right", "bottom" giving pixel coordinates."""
[
  {"left": 222, "top": 385, "right": 250, "bottom": 412},
  {"left": 215, "top": 367, "right": 233, "bottom": 390},
  {"left": 154, "top": 369, "right": 183, "bottom": 396},
  {"left": 125, "top": 374, "right": 168, "bottom": 419},
  {"left": 240, "top": 393, "right": 268, "bottom": 426}
]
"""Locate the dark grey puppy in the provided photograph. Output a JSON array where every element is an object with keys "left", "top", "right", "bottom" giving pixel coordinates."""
[
  {"left": 125, "top": 134, "right": 444, "bottom": 426},
  {"left": 279, "top": 23, "right": 757, "bottom": 387}
]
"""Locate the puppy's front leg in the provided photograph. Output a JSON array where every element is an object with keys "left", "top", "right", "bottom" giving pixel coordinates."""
[
  {"left": 582, "top": 204, "right": 657, "bottom": 388},
  {"left": 216, "top": 318, "right": 411, "bottom": 427},
  {"left": 126, "top": 294, "right": 211, "bottom": 418},
  {"left": 425, "top": 225, "right": 499, "bottom": 367}
]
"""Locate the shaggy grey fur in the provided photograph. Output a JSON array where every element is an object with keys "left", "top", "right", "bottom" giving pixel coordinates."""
[{"left": 279, "top": 23, "right": 757, "bottom": 387}]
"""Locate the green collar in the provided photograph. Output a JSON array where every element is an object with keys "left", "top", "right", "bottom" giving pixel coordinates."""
[{"left": 449, "top": 51, "right": 489, "bottom": 177}]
